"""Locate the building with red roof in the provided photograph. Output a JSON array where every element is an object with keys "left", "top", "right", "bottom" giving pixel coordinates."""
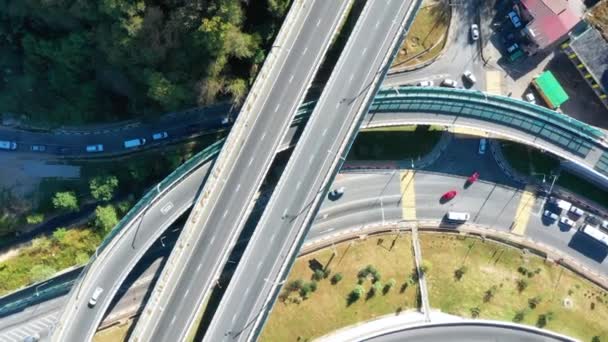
[{"left": 518, "top": 0, "right": 582, "bottom": 50}]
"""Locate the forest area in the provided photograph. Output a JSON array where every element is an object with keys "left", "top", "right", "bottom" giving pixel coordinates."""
[{"left": 0, "top": 0, "right": 291, "bottom": 126}]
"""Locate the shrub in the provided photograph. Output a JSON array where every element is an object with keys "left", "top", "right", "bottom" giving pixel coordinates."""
[
  {"left": 516, "top": 279, "right": 529, "bottom": 293},
  {"left": 52, "top": 227, "right": 68, "bottom": 244},
  {"left": 454, "top": 266, "right": 468, "bottom": 280},
  {"left": 470, "top": 307, "right": 481, "bottom": 318},
  {"left": 29, "top": 265, "right": 57, "bottom": 283},
  {"left": 383, "top": 278, "right": 396, "bottom": 294},
  {"left": 89, "top": 175, "right": 119, "bottom": 201},
  {"left": 309, "top": 281, "right": 317, "bottom": 292},
  {"left": 483, "top": 285, "right": 497, "bottom": 303},
  {"left": 513, "top": 310, "right": 525, "bottom": 323},
  {"left": 313, "top": 269, "right": 324, "bottom": 281},
  {"left": 323, "top": 268, "right": 331, "bottom": 279},
  {"left": 528, "top": 296, "right": 541, "bottom": 309},
  {"left": 348, "top": 285, "right": 365, "bottom": 304},
  {"left": 299, "top": 283, "right": 312, "bottom": 299},
  {"left": 26, "top": 213, "right": 44, "bottom": 225},
  {"left": 287, "top": 279, "right": 304, "bottom": 292},
  {"left": 331, "top": 273, "right": 343, "bottom": 285},
  {"left": 52, "top": 191, "right": 78, "bottom": 212},
  {"left": 94, "top": 205, "right": 118, "bottom": 235}
]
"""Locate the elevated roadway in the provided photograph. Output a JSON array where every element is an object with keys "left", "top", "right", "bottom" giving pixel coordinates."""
[
  {"left": 202, "top": 1, "right": 422, "bottom": 340},
  {"left": 128, "top": 1, "right": 353, "bottom": 342},
  {"left": 51, "top": 86, "right": 608, "bottom": 339}
]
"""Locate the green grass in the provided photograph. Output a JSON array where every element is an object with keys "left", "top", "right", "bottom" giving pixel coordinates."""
[
  {"left": 347, "top": 125, "right": 443, "bottom": 161},
  {"left": 260, "top": 234, "right": 417, "bottom": 341},
  {"left": 392, "top": 3, "right": 450, "bottom": 67},
  {"left": 500, "top": 141, "right": 560, "bottom": 176},
  {"left": 421, "top": 233, "right": 608, "bottom": 341}
]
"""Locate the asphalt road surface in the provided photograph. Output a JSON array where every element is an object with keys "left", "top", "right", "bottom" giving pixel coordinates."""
[
  {"left": 202, "top": 1, "right": 420, "bottom": 340},
  {"left": 129, "top": 2, "right": 354, "bottom": 341}
]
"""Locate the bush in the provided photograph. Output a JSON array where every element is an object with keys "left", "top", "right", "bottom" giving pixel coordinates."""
[
  {"left": 299, "top": 283, "right": 312, "bottom": 299},
  {"left": 528, "top": 296, "right": 541, "bottom": 309},
  {"left": 52, "top": 191, "right": 79, "bottom": 212},
  {"left": 309, "top": 281, "right": 317, "bottom": 292},
  {"left": 483, "top": 285, "right": 497, "bottom": 303},
  {"left": 516, "top": 279, "right": 529, "bottom": 293},
  {"left": 25, "top": 213, "right": 44, "bottom": 225},
  {"left": 331, "top": 273, "right": 343, "bottom": 285},
  {"left": 470, "top": 307, "right": 481, "bottom": 318},
  {"left": 94, "top": 205, "right": 118, "bottom": 234},
  {"left": 29, "top": 265, "right": 57, "bottom": 283},
  {"left": 513, "top": 310, "right": 525, "bottom": 323},
  {"left": 52, "top": 227, "right": 68, "bottom": 244},
  {"left": 313, "top": 269, "right": 324, "bottom": 281},
  {"left": 323, "top": 268, "right": 331, "bottom": 279},
  {"left": 348, "top": 285, "right": 365, "bottom": 303},
  {"left": 89, "top": 175, "right": 119, "bottom": 201},
  {"left": 454, "top": 266, "right": 468, "bottom": 281},
  {"left": 287, "top": 279, "right": 304, "bottom": 292},
  {"left": 383, "top": 278, "right": 396, "bottom": 294}
]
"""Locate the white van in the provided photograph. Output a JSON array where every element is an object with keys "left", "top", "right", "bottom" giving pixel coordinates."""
[
  {"left": 446, "top": 212, "right": 470, "bottom": 223},
  {"left": 0, "top": 140, "right": 17, "bottom": 150},
  {"left": 124, "top": 138, "right": 146, "bottom": 149},
  {"left": 88, "top": 287, "right": 104, "bottom": 307},
  {"left": 549, "top": 197, "right": 572, "bottom": 212}
]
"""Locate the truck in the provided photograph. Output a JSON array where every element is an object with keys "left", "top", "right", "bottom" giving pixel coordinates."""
[{"left": 548, "top": 197, "right": 572, "bottom": 212}]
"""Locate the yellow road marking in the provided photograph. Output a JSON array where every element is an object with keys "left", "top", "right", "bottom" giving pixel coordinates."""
[
  {"left": 400, "top": 170, "right": 416, "bottom": 220},
  {"left": 448, "top": 126, "right": 490, "bottom": 137},
  {"left": 511, "top": 185, "right": 536, "bottom": 236}
]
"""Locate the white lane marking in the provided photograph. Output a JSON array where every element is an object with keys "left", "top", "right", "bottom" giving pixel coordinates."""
[
  {"left": 274, "top": 104, "right": 280, "bottom": 113},
  {"left": 223, "top": 210, "right": 228, "bottom": 218},
  {"left": 302, "top": 47, "right": 308, "bottom": 55},
  {"left": 171, "top": 315, "right": 177, "bottom": 325},
  {"left": 349, "top": 74, "right": 354, "bottom": 82},
  {"left": 375, "top": 21, "right": 380, "bottom": 29},
  {"left": 288, "top": 74, "right": 294, "bottom": 83},
  {"left": 245, "top": 287, "right": 250, "bottom": 295},
  {"left": 184, "top": 288, "right": 190, "bottom": 298},
  {"left": 248, "top": 157, "right": 254, "bottom": 166},
  {"left": 232, "top": 314, "right": 238, "bottom": 323},
  {"left": 197, "top": 263, "right": 203, "bottom": 272},
  {"left": 296, "top": 181, "right": 302, "bottom": 190},
  {"left": 335, "top": 102, "right": 340, "bottom": 108},
  {"left": 261, "top": 132, "right": 266, "bottom": 141},
  {"left": 270, "top": 233, "right": 276, "bottom": 242},
  {"left": 210, "top": 235, "right": 216, "bottom": 245},
  {"left": 362, "top": 47, "right": 368, "bottom": 55},
  {"left": 257, "top": 262, "right": 263, "bottom": 270},
  {"left": 322, "top": 128, "right": 328, "bottom": 136},
  {"left": 235, "top": 184, "right": 241, "bottom": 192},
  {"left": 160, "top": 202, "right": 174, "bottom": 215},
  {"left": 316, "top": 19, "right": 321, "bottom": 27},
  {"left": 309, "top": 155, "right": 314, "bottom": 164}
]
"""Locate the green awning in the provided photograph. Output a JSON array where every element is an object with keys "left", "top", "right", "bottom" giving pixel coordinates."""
[{"left": 533, "top": 71, "right": 569, "bottom": 109}]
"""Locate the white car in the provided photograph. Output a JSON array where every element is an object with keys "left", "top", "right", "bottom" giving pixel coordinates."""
[
  {"left": 152, "top": 132, "right": 169, "bottom": 140},
  {"left": 329, "top": 187, "right": 345, "bottom": 198},
  {"left": 441, "top": 79, "right": 458, "bottom": 88},
  {"left": 470, "top": 24, "right": 479, "bottom": 41},
  {"left": 417, "top": 80, "right": 434, "bottom": 87},
  {"left": 543, "top": 210, "right": 558, "bottom": 221},
  {"left": 463, "top": 70, "right": 477, "bottom": 84},
  {"left": 524, "top": 93, "right": 536, "bottom": 104},
  {"left": 569, "top": 206, "right": 584, "bottom": 217},
  {"left": 559, "top": 216, "right": 576, "bottom": 228},
  {"left": 89, "top": 287, "right": 104, "bottom": 307}
]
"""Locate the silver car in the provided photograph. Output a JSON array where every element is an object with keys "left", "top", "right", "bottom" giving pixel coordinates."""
[
  {"left": 441, "top": 79, "right": 458, "bottom": 88},
  {"left": 470, "top": 24, "right": 479, "bottom": 41},
  {"left": 543, "top": 210, "right": 558, "bottom": 221}
]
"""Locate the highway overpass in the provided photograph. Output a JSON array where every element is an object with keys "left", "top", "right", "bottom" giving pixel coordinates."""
[
  {"left": 127, "top": 1, "right": 354, "bottom": 342},
  {"left": 202, "top": 0, "right": 422, "bottom": 340},
  {"left": 50, "top": 86, "right": 608, "bottom": 339}
]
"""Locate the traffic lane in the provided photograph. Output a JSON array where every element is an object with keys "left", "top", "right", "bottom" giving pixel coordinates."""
[
  {"left": 61, "top": 160, "right": 212, "bottom": 341},
  {"left": 0, "top": 297, "right": 64, "bottom": 341},
  {"left": 364, "top": 324, "right": 569, "bottom": 342},
  {"left": 207, "top": 1, "right": 415, "bottom": 338},
  {"left": 415, "top": 172, "right": 522, "bottom": 230},
  {"left": 148, "top": 1, "right": 349, "bottom": 340}
]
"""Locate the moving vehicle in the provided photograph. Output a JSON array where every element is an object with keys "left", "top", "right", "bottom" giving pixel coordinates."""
[
  {"left": 329, "top": 187, "right": 345, "bottom": 199},
  {"left": 31, "top": 145, "right": 46, "bottom": 152},
  {"left": 418, "top": 80, "right": 434, "bottom": 87},
  {"left": 470, "top": 24, "right": 479, "bottom": 41},
  {"left": 467, "top": 171, "right": 479, "bottom": 184},
  {"left": 478, "top": 138, "right": 487, "bottom": 155},
  {"left": 89, "top": 287, "right": 104, "bottom": 307},
  {"left": 580, "top": 224, "right": 608, "bottom": 247},
  {"left": 446, "top": 211, "right": 470, "bottom": 223},
  {"left": 441, "top": 79, "right": 458, "bottom": 88},
  {"left": 86, "top": 144, "right": 104, "bottom": 153},
  {"left": 221, "top": 116, "right": 231, "bottom": 125},
  {"left": 0, "top": 140, "right": 17, "bottom": 150},
  {"left": 525, "top": 93, "right": 536, "bottom": 104},
  {"left": 559, "top": 216, "right": 575, "bottom": 228},
  {"left": 543, "top": 210, "right": 558, "bottom": 221},
  {"left": 442, "top": 190, "right": 457, "bottom": 201},
  {"left": 569, "top": 206, "right": 584, "bottom": 217},
  {"left": 152, "top": 132, "right": 169, "bottom": 140},
  {"left": 463, "top": 70, "right": 477, "bottom": 84},
  {"left": 124, "top": 138, "right": 146, "bottom": 149},
  {"left": 508, "top": 11, "right": 522, "bottom": 28}
]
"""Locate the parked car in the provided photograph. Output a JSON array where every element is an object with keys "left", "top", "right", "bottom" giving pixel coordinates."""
[
  {"left": 478, "top": 138, "right": 487, "bottom": 155},
  {"left": 559, "top": 216, "right": 576, "bottom": 228},
  {"left": 441, "top": 79, "right": 458, "bottom": 88},
  {"left": 602, "top": 220, "right": 608, "bottom": 230},
  {"left": 463, "top": 70, "right": 477, "bottom": 84},
  {"left": 507, "top": 11, "right": 522, "bottom": 28},
  {"left": 442, "top": 190, "right": 457, "bottom": 201},
  {"left": 0, "top": 140, "right": 17, "bottom": 150},
  {"left": 524, "top": 93, "right": 536, "bottom": 104},
  {"left": 470, "top": 24, "right": 479, "bottom": 41},
  {"left": 152, "top": 132, "right": 169, "bottom": 140},
  {"left": 31, "top": 145, "right": 46, "bottom": 152},
  {"left": 446, "top": 211, "right": 470, "bottom": 223},
  {"left": 506, "top": 42, "right": 520, "bottom": 54},
  {"left": 418, "top": 80, "right": 434, "bottom": 87},
  {"left": 585, "top": 215, "right": 601, "bottom": 226},
  {"left": 467, "top": 171, "right": 480, "bottom": 184},
  {"left": 89, "top": 287, "right": 104, "bottom": 307},
  {"left": 86, "top": 144, "right": 104, "bottom": 153},
  {"left": 543, "top": 210, "right": 559, "bottom": 221},
  {"left": 569, "top": 205, "right": 584, "bottom": 217}
]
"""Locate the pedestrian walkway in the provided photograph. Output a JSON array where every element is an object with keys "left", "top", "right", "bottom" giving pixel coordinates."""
[
  {"left": 400, "top": 171, "right": 416, "bottom": 220},
  {"left": 411, "top": 225, "right": 431, "bottom": 322},
  {"left": 449, "top": 126, "right": 490, "bottom": 137},
  {"left": 511, "top": 185, "right": 537, "bottom": 236}
]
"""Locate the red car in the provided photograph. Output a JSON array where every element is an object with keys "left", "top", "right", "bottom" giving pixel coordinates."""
[
  {"left": 467, "top": 172, "right": 480, "bottom": 184},
  {"left": 442, "top": 190, "right": 457, "bottom": 201}
]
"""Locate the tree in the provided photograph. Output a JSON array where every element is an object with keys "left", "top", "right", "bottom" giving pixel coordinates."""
[
  {"left": 52, "top": 227, "right": 68, "bottom": 244},
  {"left": 516, "top": 279, "right": 529, "bottom": 293},
  {"left": 29, "top": 265, "right": 57, "bottom": 283},
  {"left": 287, "top": 279, "right": 304, "bottom": 292},
  {"left": 513, "top": 310, "right": 525, "bottom": 323},
  {"left": 470, "top": 307, "right": 481, "bottom": 318},
  {"left": 299, "top": 282, "right": 312, "bottom": 299},
  {"left": 94, "top": 205, "right": 119, "bottom": 234},
  {"left": 592, "top": 336, "right": 601, "bottom": 342},
  {"left": 384, "top": 278, "right": 396, "bottom": 294},
  {"left": 313, "top": 269, "right": 324, "bottom": 281},
  {"left": 309, "top": 281, "right": 317, "bottom": 292},
  {"left": 52, "top": 191, "right": 78, "bottom": 212},
  {"left": 90, "top": 175, "right": 119, "bottom": 202},
  {"left": 371, "top": 281, "right": 383, "bottom": 295},
  {"left": 528, "top": 296, "right": 541, "bottom": 309},
  {"left": 75, "top": 252, "right": 90, "bottom": 265},
  {"left": 268, "top": 0, "right": 291, "bottom": 18},
  {"left": 146, "top": 71, "right": 189, "bottom": 111},
  {"left": 26, "top": 213, "right": 44, "bottom": 225},
  {"left": 483, "top": 285, "right": 497, "bottom": 303},
  {"left": 454, "top": 265, "right": 468, "bottom": 281},
  {"left": 331, "top": 273, "right": 343, "bottom": 285},
  {"left": 348, "top": 285, "right": 365, "bottom": 304},
  {"left": 420, "top": 260, "right": 432, "bottom": 275}
]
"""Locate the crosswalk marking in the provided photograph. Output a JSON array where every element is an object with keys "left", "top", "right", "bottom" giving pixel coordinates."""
[
  {"left": 400, "top": 170, "right": 416, "bottom": 220},
  {"left": 511, "top": 185, "right": 537, "bottom": 236}
]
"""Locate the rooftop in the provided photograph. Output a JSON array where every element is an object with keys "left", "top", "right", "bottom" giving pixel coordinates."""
[
  {"left": 569, "top": 26, "right": 608, "bottom": 93},
  {"left": 520, "top": 0, "right": 581, "bottom": 49},
  {"left": 533, "top": 71, "right": 569, "bottom": 109}
]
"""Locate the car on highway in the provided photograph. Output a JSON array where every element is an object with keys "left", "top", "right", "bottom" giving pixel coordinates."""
[
  {"left": 463, "top": 70, "right": 477, "bottom": 84},
  {"left": 559, "top": 216, "right": 576, "bottom": 229},
  {"left": 221, "top": 116, "right": 231, "bottom": 125},
  {"left": 442, "top": 190, "right": 457, "bottom": 201},
  {"left": 470, "top": 24, "right": 479, "bottom": 41},
  {"left": 0, "top": 140, "right": 17, "bottom": 150},
  {"left": 524, "top": 93, "right": 536, "bottom": 104},
  {"left": 569, "top": 205, "right": 584, "bottom": 217},
  {"left": 543, "top": 210, "right": 559, "bottom": 221},
  {"left": 31, "top": 144, "right": 46, "bottom": 152},
  {"left": 86, "top": 144, "right": 104, "bottom": 153},
  {"left": 152, "top": 132, "right": 169, "bottom": 140},
  {"left": 478, "top": 138, "right": 487, "bottom": 154},
  {"left": 328, "top": 187, "right": 345, "bottom": 200},
  {"left": 417, "top": 80, "right": 434, "bottom": 87},
  {"left": 124, "top": 138, "right": 146, "bottom": 149},
  {"left": 467, "top": 171, "right": 479, "bottom": 184},
  {"left": 88, "top": 287, "right": 104, "bottom": 307},
  {"left": 441, "top": 79, "right": 458, "bottom": 88}
]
